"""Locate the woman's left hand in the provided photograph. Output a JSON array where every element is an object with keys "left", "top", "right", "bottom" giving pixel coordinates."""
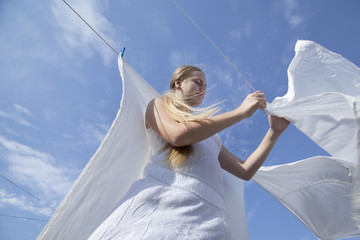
[{"left": 268, "top": 115, "right": 290, "bottom": 134}]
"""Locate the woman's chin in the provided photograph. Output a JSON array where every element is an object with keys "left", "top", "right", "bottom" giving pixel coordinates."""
[
  {"left": 186, "top": 94, "right": 205, "bottom": 107},
  {"left": 190, "top": 99, "right": 204, "bottom": 107}
]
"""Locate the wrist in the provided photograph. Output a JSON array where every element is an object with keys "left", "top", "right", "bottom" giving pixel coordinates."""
[
  {"left": 233, "top": 108, "right": 250, "bottom": 120},
  {"left": 267, "top": 128, "right": 282, "bottom": 140}
]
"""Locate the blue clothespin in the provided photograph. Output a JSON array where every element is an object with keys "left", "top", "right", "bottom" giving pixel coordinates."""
[{"left": 120, "top": 47, "right": 126, "bottom": 58}]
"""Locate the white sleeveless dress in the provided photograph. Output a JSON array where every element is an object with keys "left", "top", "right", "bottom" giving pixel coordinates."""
[{"left": 88, "top": 129, "right": 230, "bottom": 240}]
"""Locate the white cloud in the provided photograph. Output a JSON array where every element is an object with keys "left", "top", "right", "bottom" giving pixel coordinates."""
[
  {"left": 216, "top": 67, "right": 234, "bottom": 88},
  {"left": 78, "top": 115, "right": 110, "bottom": 146},
  {"left": 0, "top": 136, "right": 74, "bottom": 201},
  {"left": 219, "top": 123, "right": 253, "bottom": 158},
  {"left": 14, "top": 104, "right": 32, "bottom": 116},
  {"left": 145, "top": 10, "right": 172, "bottom": 41},
  {"left": 228, "top": 22, "right": 253, "bottom": 41},
  {"left": 229, "top": 29, "right": 242, "bottom": 41},
  {"left": 169, "top": 50, "right": 198, "bottom": 69},
  {"left": 245, "top": 199, "right": 261, "bottom": 222},
  {"left": 282, "top": 0, "right": 303, "bottom": 29},
  {"left": 51, "top": 0, "right": 123, "bottom": 65},
  {"left": 0, "top": 189, "right": 53, "bottom": 217},
  {"left": 0, "top": 104, "right": 37, "bottom": 129},
  {"left": 0, "top": 123, "right": 21, "bottom": 137}
]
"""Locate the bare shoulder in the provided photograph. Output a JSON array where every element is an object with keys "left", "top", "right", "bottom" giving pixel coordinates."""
[
  {"left": 145, "top": 98, "right": 164, "bottom": 118},
  {"left": 149, "top": 97, "right": 164, "bottom": 108},
  {"left": 145, "top": 97, "right": 183, "bottom": 145},
  {"left": 145, "top": 97, "right": 165, "bottom": 129}
]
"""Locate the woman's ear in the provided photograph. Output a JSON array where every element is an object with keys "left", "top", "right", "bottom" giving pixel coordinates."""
[{"left": 175, "top": 79, "right": 182, "bottom": 89}]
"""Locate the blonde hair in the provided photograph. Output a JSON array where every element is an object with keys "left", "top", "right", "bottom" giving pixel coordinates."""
[{"left": 161, "top": 65, "right": 221, "bottom": 168}]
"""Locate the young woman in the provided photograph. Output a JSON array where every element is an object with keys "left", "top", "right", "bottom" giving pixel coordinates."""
[{"left": 88, "top": 65, "right": 289, "bottom": 240}]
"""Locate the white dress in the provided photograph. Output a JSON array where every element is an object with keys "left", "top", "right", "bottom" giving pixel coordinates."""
[{"left": 88, "top": 128, "right": 231, "bottom": 240}]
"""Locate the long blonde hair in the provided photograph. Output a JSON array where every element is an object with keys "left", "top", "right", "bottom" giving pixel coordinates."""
[{"left": 161, "top": 65, "right": 220, "bottom": 168}]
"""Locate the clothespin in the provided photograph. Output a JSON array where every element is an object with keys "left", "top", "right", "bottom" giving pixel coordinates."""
[{"left": 120, "top": 47, "right": 126, "bottom": 58}]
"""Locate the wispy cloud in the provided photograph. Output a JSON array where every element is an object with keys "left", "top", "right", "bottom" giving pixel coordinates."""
[
  {"left": 51, "top": 0, "right": 123, "bottom": 65},
  {"left": 228, "top": 22, "right": 253, "bottom": 41},
  {"left": 211, "top": 65, "right": 235, "bottom": 89},
  {"left": 14, "top": 104, "right": 33, "bottom": 117},
  {"left": 282, "top": 0, "right": 303, "bottom": 29},
  {"left": 245, "top": 199, "right": 261, "bottom": 222},
  {"left": 145, "top": 10, "right": 173, "bottom": 41},
  {"left": 0, "top": 189, "right": 53, "bottom": 217},
  {"left": 169, "top": 50, "right": 198, "bottom": 69},
  {"left": 0, "top": 123, "right": 21, "bottom": 137},
  {"left": 78, "top": 113, "right": 110, "bottom": 146},
  {"left": 0, "top": 104, "right": 37, "bottom": 129},
  {"left": 219, "top": 122, "right": 253, "bottom": 158},
  {"left": 0, "top": 136, "right": 74, "bottom": 201}
]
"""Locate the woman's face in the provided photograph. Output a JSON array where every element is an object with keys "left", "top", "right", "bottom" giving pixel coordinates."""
[{"left": 175, "top": 71, "right": 207, "bottom": 107}]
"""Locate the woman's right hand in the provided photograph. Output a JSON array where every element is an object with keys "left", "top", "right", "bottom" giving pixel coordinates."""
[{"left": 236, "top": 91, "right": 267, "bottom": 118}]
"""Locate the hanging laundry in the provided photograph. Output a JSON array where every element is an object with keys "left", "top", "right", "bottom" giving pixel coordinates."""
[
  {"left": 38, "top": 40, "right": 360, "bottom": 240},
  {"left": 255, "top": 40, "right": 360, "bottom": 240}
]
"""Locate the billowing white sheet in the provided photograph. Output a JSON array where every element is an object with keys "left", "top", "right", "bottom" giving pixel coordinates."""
[
  {"left": 255, "top": 40, "right": 360, "bottom": 239},
  {"left": 254, "top": 156, "right": 357, "bottom": 240},
  {"left": 265, "top": 40, "right": 360, "bottom": 167},
  {"left": 38, "top": 40, "right": 359, "bottom": 240},
  {"left": 38, "top": 57, "right": 160, "bottom": 239}
]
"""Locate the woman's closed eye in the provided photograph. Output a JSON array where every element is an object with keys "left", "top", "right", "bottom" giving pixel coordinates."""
[
  {"left": 193, "top": 80, "right": 201, "bottom": 85},
  {"left": 194, "top": 79, "right": 206, "bottom": 88}
]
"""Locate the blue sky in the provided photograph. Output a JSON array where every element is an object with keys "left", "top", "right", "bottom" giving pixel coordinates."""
[{"left": 1, "top": 0, "right": 360, "bottom": 239}]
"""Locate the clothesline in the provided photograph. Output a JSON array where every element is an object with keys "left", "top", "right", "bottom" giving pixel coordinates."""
[
  {"left": 170, "top": 0, "right": 256, "bottom": 92},
  {"left": 62, "top": 0, "right": 121, "bottom": 56},
  {"left": 0, "top": 174, "right": 55, "bottom": 211},
  {"left": 0, "top": 213, "right": 49, "bottom": 222},
  {"left": 62, "top": 0, "right": 256, "bottom": 92}
]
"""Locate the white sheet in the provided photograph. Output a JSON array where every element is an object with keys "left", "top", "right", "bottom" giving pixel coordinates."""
[
  {"left": 37, "top": 57, "right": 160, "bottom": 239},
  {"left": 255, "top": 40, "right": 360, "bottom": 239},
  {"left": 38, "top": 40, "right": 360, "bottom": 240}
]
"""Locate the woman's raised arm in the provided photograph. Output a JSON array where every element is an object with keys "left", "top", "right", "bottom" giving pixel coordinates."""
[
  {"left": 218, "top": 115, "right": 290, "bottom": 180},
  {"left": 145, "top": 91, "right": 266, "bottom": 147}
]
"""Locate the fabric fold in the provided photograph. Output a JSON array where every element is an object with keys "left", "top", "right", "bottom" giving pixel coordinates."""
[
  {"left": 254, "top": 157, "right": 358, "bottom": 240},
  {"left": 38, "top": 58, "right": 159, "bottom": 240},
  {"left": 257, "top": 40, "right": 360, "bottom": 239}
]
